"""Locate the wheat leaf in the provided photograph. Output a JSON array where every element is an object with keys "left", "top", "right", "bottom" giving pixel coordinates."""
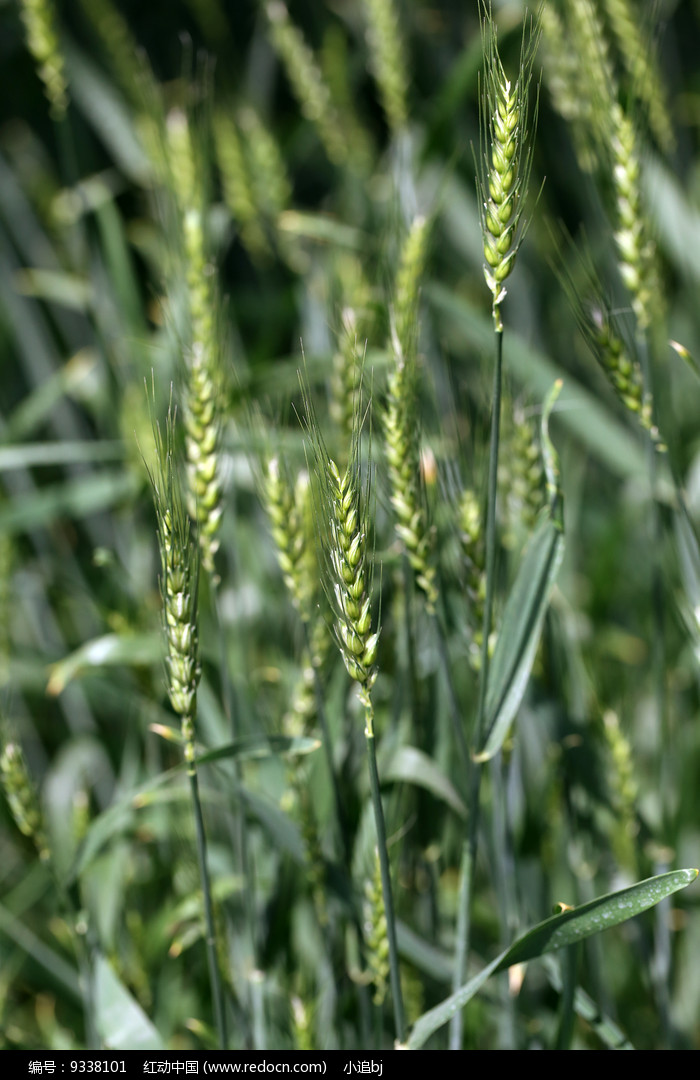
[{"left": 408, "top": 869, "right": 698, "bottom": 1048}]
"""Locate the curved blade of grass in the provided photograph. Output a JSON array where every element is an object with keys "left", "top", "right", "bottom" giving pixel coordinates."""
[
  {"left": 0, "top": 440, "right": 124, "bottom": 471},
  {"left": 408, "top": 868, "right": 698, "bottom": 1048},
  {"left": 382, "top": 745, "right": 467, "bottom": 818},
  {"left": 94, "top": 954, "right": 164, "bottom": 1050},
  {"left": 64, "top": 42, "right": 152, "bottom": 185},
  {"left": 199, "top": 734, "right": 320, "bottom": 765},
  {"left": 277, "top": 209, "right": 363, "bottom": 249},
  {"left": 0, "top": 471, "right": 140, "bottom": 536},
  {"left": 3, "top": 351, "right": 99, "bottom": 443},
  {"left": 46, "top": 632, "right": 161, "bottom": 695},
  {"left": 13, "top": 268, "right": 94, "bottom": 311},
  {"left": 502, "top": 869, "right": 697, "bottom": 964}
]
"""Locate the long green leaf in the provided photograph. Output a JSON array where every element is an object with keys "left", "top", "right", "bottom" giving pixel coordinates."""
[
  {"left": 477, "top": 516, "right": 564, "bottom": 761},
  {"left": 382, "top": 745, "right": 466, "bottom": 818},
  {"left": 0, "top": 440, "right": 124, "bottom": 471},
  {"left": 94, "top": 954, "right": 164, "bottom": 1050},
  {"left": 477, "top": 382, "right": 565, "bottom": 761},
  {"left": 200, "top": 734, "right": 320, "bottom": 766},
  {"left": 47, "top": 632, "right": 161, "bottom": 695},
  {"left": 3, "top": 351, "right": 99, "bottom": 443},
  {"left": 13, "top": 268, "right": 94, "bottom": 311},
  {"left": 501, "top": 869, "right": 697, "bottom": 966},
  {"left": 408, "top": 868, "right": 698, "bottom": 1048}
]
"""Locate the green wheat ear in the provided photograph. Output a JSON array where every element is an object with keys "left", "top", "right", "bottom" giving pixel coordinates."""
[
  {"left": 302, "top": 381, "right": 379, "bottom": 715},
  {"left": 165, "top": 108, "right": 225, "bottom": 578},
  {"left": 364, "top": 847, "right": 390, "bottom": 1005},
  {"left": 477, "top": 5, "right": 540, "bottom": 331},
  {"left": 0, "top": 724, "right": 50, "bottom": 863},
  {"left": 149, "top": 403, "right": 201, "bottom": 765},
  {"left": 609, "top": 103, "right": 661, "bottom": 332},
  {"left": 601, "top": 0, "right": 674, "bottom": 154},
  {"left": 265, "top": 1, "right": 348, "bottom": 167},
  {"left": 19, "top": 0, "right": 69, "bottom": 120},
  {"left": 561, "top": 245, "right": 662, "bottom": 445}
]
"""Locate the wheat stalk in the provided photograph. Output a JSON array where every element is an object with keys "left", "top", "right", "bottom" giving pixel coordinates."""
[{"left": 149, "top": 405, "right": 227, "bottom": 1048}]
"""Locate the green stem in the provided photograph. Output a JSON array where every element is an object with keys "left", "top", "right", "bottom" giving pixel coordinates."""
[
  {"left": 449, "top": 326, "right": 503, "bottom": 1050},
  {"left": 301, "top": 618, "right": 350, "bottom": 864},
  {"left": 402, "top": 557, "right": 421, "bottom": 747},
  {"left": 489, "top": 754, "right": 517, "bottom": 1049},
  {"left": 212, "top": 576, "right": 256, "bottom": 1048},
  {"left": 302, "top": 618, "right": 373, "bottom": 1047},
  {"left": 434, "top": 598, "right": 470, "bottom": 776},
  {"left": 364, "top": 702, "right": 406, "bottom": 1045},
  {"left": 638, "top": 334, "right": 673, "bottom": 1046},
  {"left": 188, "top": 760, "right": 227, "bottom": 1049},
  {"left": 554, "top": 944, "right": 579, "bottom": 1050}
]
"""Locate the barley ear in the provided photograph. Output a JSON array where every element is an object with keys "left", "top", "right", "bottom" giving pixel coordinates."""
[
  {"left": 477, "top": 6, "right": 540, "bottom": 331},
  {"left": 330, "top": 255, "right": 374, "bottom": 442},
  {"left": 326, "top": 451, "right": 379, "bottom": 713}
]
